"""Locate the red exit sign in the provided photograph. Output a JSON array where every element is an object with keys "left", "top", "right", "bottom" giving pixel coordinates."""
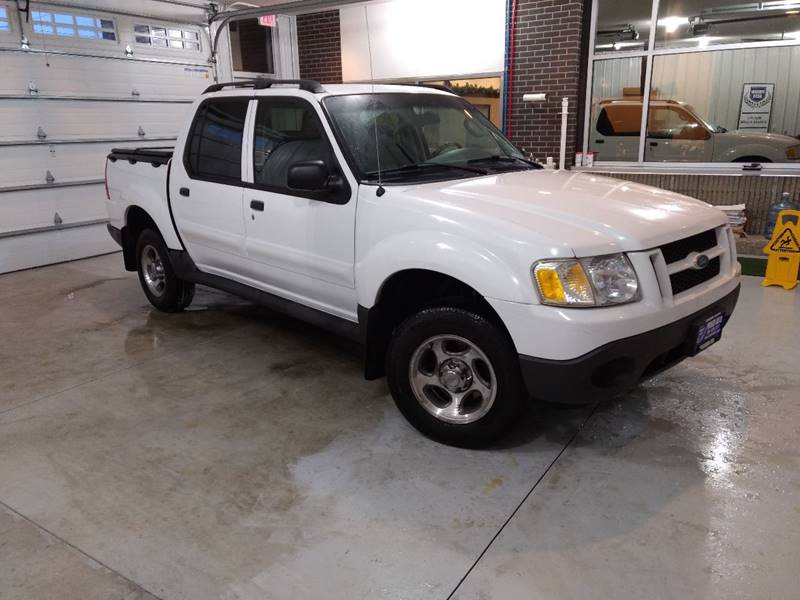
[{"left": 258, "top": 15, "right": 277, "bottom": 27}]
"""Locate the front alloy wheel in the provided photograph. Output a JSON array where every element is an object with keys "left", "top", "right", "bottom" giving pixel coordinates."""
[
  {"left": 409, "top": 335, "right": 497, "bottom": 424},
  {"left": 386, "top": 306, "right": 525, "bottom": 447}
]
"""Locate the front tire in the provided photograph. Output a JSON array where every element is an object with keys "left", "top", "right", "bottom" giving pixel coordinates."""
[
  {"left": 135, "top": 228, "right": 195, "bottom": 312},
  {"left": 386, "top": 307, "right": 525, "bottom": 448}
]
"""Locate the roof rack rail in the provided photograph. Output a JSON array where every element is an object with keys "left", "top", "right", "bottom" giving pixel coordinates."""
[{"left": 203, "top": 78, "right": 326, "bottom": 95}]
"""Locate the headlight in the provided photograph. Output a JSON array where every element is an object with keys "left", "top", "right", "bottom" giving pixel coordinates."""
[
  {"left": 533, "top": 253, "right": 639, "bottom": 307},
  {"left": 787, "top": 145, "right": 800, "bottom": 160}
]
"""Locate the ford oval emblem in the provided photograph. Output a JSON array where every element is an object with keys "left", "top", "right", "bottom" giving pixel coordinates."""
[{"left": 694, "top": 254, "right": 710, "bottom": 270}]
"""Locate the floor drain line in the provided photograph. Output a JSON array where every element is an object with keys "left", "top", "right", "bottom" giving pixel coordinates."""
[{"left": 446, "top": 403, "right": 600, "bottom": 600}]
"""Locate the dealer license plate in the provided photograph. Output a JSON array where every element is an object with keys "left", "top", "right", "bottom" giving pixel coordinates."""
[{"left": 689, "top": 311, "right": 724, "bottom": 356}]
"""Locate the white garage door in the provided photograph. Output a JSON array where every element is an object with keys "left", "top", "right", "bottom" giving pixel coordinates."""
[{"left": 0, "top": 0, "right": 213, "bottom": 273}]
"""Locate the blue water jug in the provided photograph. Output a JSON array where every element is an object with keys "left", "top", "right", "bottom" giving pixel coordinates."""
[{"left": 765, "top": 192, "right": 798, "bottom": 236}]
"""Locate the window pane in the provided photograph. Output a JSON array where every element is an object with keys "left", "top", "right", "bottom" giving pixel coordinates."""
[
  {"left": 54, "top": 14, "right": 74, "bottom": 24},
  {"left": 56, "top": 26, "right": 76, "bottom": 37},
  {"left": 0, "top": 23, "right": 8, "bottom": 33},
  {"left": 33, "top": 24, "right": 54, "bottom": 34},
  {"left": 152, "top": 27, "right": 167, "bottom": 36},
  {"left": 32, "top": 11, "right": 51, "bottom": 22},
  {"left": 153, "top": 38, "right": 168, "bottom": 47},
  {"left": 135, "top": 35, "right": 151, "bottom": 44},
  {"left": 75, "top": 16, "right": 93, "bottom": 27},
  {"left": 78, "top": 28, "right": 97, "bottom": 38},
  {"left": 169, "top": 39, "right": 184, "bottom": 48},
  {"left": 231, "top": 19, "right": 274, "bottom": 73},
  {"left": 589, "top": 57, "right": 645, "bottom": 160},
  {"left": 187, "top": 100, "right": 249, "bottom": 182},
  {"left": 184, "top": 30, "right": 199, "bottom": 40},
  {"left": 185, "top": 41, "right": 200, "bottom": 51},
  {"left": 253, "top": 99, "right": 333, "bottom": 188},
  {"left": 656, "top": 0, "right": 800, "bottom": 49},
  {"left": 101, "top": 31, "right": 116, "bottom": 41},
  {"left": 168, "top": 29, "right": 182, "bottom": 38},
  {"left": 0, "top": 7, "right": 7, "bottom": 18},
  {"left": 134, "top": 24, "right": 150, "bottom": 34},
  {"left": 595, "top": 0, "right": 653, "bottom": 53},
  {"left": 646, "top": 47, "right": 800, "bottom": 163},
  {"left": 99, "top": 19, "right": 114, "bottom": 30}
]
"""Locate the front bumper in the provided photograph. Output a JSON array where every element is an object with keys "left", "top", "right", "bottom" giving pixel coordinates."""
[{"left": 518, "top": 284, "right": 740, "bottom": 404}]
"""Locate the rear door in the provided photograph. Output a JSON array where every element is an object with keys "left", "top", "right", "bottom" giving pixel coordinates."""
[
  {"left": 590, "top": 103, "right": 641, "bottom": 161},
  {"left": 169, "top": 96, "right": 250, "bottom": 278},
  {"left": 239, "top": 95, "right": 358, "bottom": 321}
]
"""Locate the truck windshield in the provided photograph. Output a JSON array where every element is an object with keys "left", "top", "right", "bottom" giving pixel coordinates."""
[{"left": 323, "top": 93, "right": 539, "bottom": 183}]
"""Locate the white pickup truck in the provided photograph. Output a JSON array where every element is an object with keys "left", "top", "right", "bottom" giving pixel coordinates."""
[{"left": 105, "top": 79, "right": 741, "bottom": 447}]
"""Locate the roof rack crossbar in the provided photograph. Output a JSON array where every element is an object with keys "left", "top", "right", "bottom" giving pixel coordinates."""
[{"left": 203, "top": 78, "right": 326, "bottom": 95}]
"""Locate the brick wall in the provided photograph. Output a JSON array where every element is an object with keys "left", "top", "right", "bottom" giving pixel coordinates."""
[
  {"left": 296, "top": 10, "right": 343, "bottom": 84},
  {"left": 507, "top": 0, "right": 588, "bottom": 165}
]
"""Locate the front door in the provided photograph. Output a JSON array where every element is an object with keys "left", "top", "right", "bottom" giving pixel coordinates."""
[
  {"left": 240, "top": 96, "right": 358, "bottom": 321},
  {"left": 169, "top": 96, "right": 250, "bottom": 278},
  {"left": 645, "top": 105, "right": 714, "bottom": 162}
]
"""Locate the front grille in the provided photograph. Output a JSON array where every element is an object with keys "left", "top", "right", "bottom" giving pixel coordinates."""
[
  {"left": 669, "top": 256, "right": 721, "bottom": 295},
  {"left": 660, "top": 229, "right": 717, "bottom": 264}
]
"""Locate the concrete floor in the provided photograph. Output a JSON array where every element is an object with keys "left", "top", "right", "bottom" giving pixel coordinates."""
[{"left": 0, "top": 253, "right": 798, "bottom": 600}]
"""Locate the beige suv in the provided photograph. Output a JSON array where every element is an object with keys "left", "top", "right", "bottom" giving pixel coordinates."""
[{"left": 590, "top": 98, "right": 800, "bottom": 163}]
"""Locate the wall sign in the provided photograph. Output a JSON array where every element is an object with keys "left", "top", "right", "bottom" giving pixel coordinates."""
[{"left": 738, "top": 83, "right": 774, "bottom": 132}]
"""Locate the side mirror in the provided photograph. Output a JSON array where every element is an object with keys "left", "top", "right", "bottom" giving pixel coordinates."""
[{"left": 287, "top": 160, "right": 329, "bottom": 191}]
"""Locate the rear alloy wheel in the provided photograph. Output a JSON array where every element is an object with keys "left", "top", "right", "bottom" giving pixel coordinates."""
[
  {"left": 135, "top": 228, "right": 195, "bottom": 312},
  {"left": 387, "top": 307, "right": 525, "bottom": 447}
]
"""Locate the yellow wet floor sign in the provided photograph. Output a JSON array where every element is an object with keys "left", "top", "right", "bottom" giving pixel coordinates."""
[{"left": 762, "top": 209, "right": 800, "bottom": 290}]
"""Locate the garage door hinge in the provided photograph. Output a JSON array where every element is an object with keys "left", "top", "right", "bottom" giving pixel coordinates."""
[
  {"left": 28, "top": 81, "right": 39, "bottom": 95},
  {"left": 137, "top": 126, "right": 146, "bottom": 137},
  {"left": 37, "top": 126, "right": 47, "bottom": 140},
  {"left": 46, "top": 170, "right": 55, "bottom": 184},
  {"left": 131, "top": 88, "right": 140, "bottom": 97},
  {"left": 20, "top": 35, "right": 30, "bottom": 51},
  {"left": 54, "top": 212, "right": 63, "bottom": 226},
  {"left": 125, "top": 44, "right": 134, "bottom": 57}
]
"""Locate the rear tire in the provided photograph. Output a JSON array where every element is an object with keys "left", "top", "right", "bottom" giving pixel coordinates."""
[
  {"left": 386, "top": 307, "right": 525, "bottom": 448},
  {"left": 135, "top": 228, "right": 194, "bottom": 312}
]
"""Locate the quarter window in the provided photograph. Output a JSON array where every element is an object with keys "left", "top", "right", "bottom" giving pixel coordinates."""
[
  {"left": 31, "top": 10, "right": 116, "bottom": 41},
  {"left": 252, "top": 98, "right": 334, "bottom": 189},
  {"left": 186, "top": 99, "right": 249, "bottom": 184},
  {"left": 0, "top": 6, "right": 10, "bottom": 33},
  {"left": 134, "top": 24, "right": 200, "bottom": 51}
]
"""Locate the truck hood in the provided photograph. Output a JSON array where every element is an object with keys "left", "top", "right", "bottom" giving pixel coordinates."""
[
  {"left": 401, "top": 169, "right": 727, "bottom": 257},
  {"left": 721, "top": 130, "right": 799, "bottom": 146}
]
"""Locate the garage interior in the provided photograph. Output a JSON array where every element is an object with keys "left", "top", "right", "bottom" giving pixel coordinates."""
[{"left": 1, "top": 0, "right": 799, "bottom": 599}]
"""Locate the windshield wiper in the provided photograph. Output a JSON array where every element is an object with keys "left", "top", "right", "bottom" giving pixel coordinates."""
[
  {"left": 365, "top": 162, "right": 488, "bottom": 179},
  {"left": 467, "top": 155, "right": 542, "bottom": 169}
]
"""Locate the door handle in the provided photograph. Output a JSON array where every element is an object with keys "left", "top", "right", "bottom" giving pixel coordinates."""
[
  {"left": 179, "top": 187, "right": 190, "bottom": 197},
  {"left": 649, "top": 142, "right": 659, "bottom": 147},
  {"left": 594, "top": 139, "right": 605, "bottom": 144},
  {"left": 250, "top": 199, "right": 265, "bottom": 212}
]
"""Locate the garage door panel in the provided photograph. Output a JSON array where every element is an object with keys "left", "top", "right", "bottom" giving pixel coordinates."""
[
  {"left": 0, "top": 141, "right": 175, "bottom": 187},
  {"left": 0, "top": 100, "right": 190, "bottom": 140},
  {"left": 0, "top": 223, "right": 117, "bottom": 273},
  {"left": 0, "top": 52, "right": 211, "bottom": 100},
  {"left": 0, "top": 185, "right": 106, "bottom": 234}
]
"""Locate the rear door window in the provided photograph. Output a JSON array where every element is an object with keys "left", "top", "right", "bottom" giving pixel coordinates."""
[
  {"left": 597, "top": 104, "right": 642, "bottom": 136},
  {"left": 185, "top": 98, "right": 249, "bottom": 184}
]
